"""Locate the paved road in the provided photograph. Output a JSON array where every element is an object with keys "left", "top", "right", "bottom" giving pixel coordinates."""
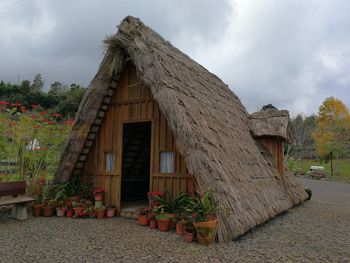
[{"left": 300, "top": 177, "right": 350, "bottom": 207}]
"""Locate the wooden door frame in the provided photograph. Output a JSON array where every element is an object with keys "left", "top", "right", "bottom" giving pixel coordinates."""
[{"left": 117, "top": 119, "right": 154, "bottom": 211}]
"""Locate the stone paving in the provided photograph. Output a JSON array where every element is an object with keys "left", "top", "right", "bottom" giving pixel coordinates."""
[{"left": 1, "top": 180, "right": 350, "bottom": 262}]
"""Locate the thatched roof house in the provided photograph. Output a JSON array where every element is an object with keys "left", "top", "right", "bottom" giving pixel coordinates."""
[{"left": 57, "top": 16, "right": 307, "bottom": 242}]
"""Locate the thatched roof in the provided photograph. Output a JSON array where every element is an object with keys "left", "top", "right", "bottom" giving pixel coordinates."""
[
  {"left": 249, "top": 109, "right": 292, "bottom": 142},
  {"left": 57, "top": 16, "right": 307, "bottom": 242}
]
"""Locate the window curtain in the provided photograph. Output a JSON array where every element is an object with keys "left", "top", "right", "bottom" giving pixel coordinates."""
[
  {"left": 160, "top": 151, "right": 174, "bottom": 173},
  {"left": 106, "top": 152, "right": 115, "bottom": 172}
]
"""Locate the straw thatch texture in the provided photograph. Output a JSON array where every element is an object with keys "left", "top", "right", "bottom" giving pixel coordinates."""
[
  {"left": 57, "top": 16, "right": 307, "bottom": 242},
  {"left": 249, "top": 109, "right": 292, "bottom": 142}
]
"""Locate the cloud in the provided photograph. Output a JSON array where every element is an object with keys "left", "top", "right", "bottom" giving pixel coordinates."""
[{"left": 0, "top": 0, "right": 349, "bottom": 115}]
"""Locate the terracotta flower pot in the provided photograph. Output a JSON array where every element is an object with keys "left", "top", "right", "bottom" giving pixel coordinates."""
[
  {"left": 138, "top": 215, "right": 149, "bottom": 226},
  {"left": 165, "top": 213, "right": 176, "bottom": 228},
  {"left": 66, "top": 209, "right": 74, "bottom": 218},
  {"left": 56, "top": 207, "right": 66, "bottom": 217},
  {"left": 95, "top": 209, "right": 105, "bottom": 219},
  {"left": 149, "top": 219, "right": 157, "bottom": 229},
  {"left": 193, "top": 218, "right": 218, "bottom": 246},
  {"left": 157, "top": 218, "right": 171, "bottom": 232},
  {"left": 33, "top": 204, "right": 43, "bottom": 217},
  {"left": 94, "top": 194, "right": 103, "bottom": 201},
  {"left": 106, "top": 208, "right": 116, "bottom": 218},
  {"left": 184, "top": 232, "right": 194, "bottom": 243},
  {"left": 42, "top": 207, "right": 54, "bottom": 217},
  {"left": 176, "top": 222, "right": 186, "bottom": 235}
]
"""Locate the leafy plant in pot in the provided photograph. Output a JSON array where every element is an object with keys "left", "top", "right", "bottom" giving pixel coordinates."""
[
  {"left": 106, "top": 205, "right": 117, "bottom": 218},
  {"left": 191, "top": 191, "right": 218, "bottom": 246},
  {"left": 56, "top": 201, "right": 67, "bottom": 217},
  {"left": 147, "top": 191, "right": 164, "bottom": 208},
  {"left": 65, "top": 200, "right": 74, "bottom": 218},
  {"left": 32, "top": 180, "right": 44, "bottom": 217},
  {"left": 42, "top": 202, "right": 54, "bottom": 217},
  {"left": 55, "top": 176, "right": 85, "bottom": 203},
  {"left": 93, "top": 187, "right": 105, "bottom": 202},
  {"left": 156, "top": 209, "right": 171, "bottom": 232},
  {"left": 175, "top": 212, "right": 188, "bottom": 235},
  {"left": 72, "top": 201, "right": 85, "bottom": 217},
  {"left": 95, "top": 205, "right": 106, "bottom": 219},
  {"left": 137, "top": 207, "right": 150, "bottom": 226},
  {"left": 153, "top": 191, "right": 192, "bottom": 228},
  {"left": 33, "top": 203, "right": 43, "bottom": 217},
  {"left": 184, "top": 222, "right": 195, "bottom": 243},
  {"left": 148, "top": 208, "right": 158, "bottom": 229}
]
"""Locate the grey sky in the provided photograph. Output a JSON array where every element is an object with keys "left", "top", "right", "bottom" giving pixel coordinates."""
[{"left": 0, "top": 0, "right": 349, "bottom": 115}]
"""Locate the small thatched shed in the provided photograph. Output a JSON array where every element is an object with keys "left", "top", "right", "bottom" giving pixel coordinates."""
[{"left": 57, "top": 16, "right": 307, "bottom": 242}]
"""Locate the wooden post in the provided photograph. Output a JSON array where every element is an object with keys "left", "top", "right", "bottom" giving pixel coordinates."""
[{"left": 330, "top": 152, "right": 333, "bottom": 176}]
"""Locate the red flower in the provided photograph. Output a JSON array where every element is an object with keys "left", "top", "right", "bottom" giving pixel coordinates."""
[
  {"left": 11, "top": 102, "right": 21, "bottom": 107},
  {"left": 52, "top": 113, "right": 62, "bottom": 117},
  {"left": 31, "top": 104, "right": 39, "bottom": 109},
  {"left": 46, "top": 121, "right": 55, "bottom": 125},
  {"left": 0, "top": 101, "right": 10, "bottom": 105},
  {"left": 93, "top": 188, "right": 105, "bottom": 195},
  {"left": 39, "top": 111, "right": 47, "bottom": 116}
]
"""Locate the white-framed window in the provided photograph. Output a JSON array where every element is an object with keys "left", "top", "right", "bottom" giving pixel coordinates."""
[
  {"left": 159, "top": 151, "right": 174, "bottom": 173},
  {"left": 105, "top": 151, "right": 115, "bottom": 172}
]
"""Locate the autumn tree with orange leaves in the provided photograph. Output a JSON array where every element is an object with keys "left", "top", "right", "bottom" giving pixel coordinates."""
[{"left": 312, "top": 97, "right": 350, "bottom": 175}]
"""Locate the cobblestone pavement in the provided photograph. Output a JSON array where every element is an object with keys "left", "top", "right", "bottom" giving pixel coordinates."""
[{"left": 1, "top": 180, "right": 349, "bottom": 262}]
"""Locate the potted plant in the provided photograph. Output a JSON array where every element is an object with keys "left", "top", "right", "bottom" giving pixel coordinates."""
[
  {"left": 65, "top": 200, "right": 74, "bottom": 218},
  {"left": 191, "top": 191, "right": 218, "bottom": 246},
  {"left": 55, "top": 177, "right": 84, "bottom": 203},
  {"left": 149, "top": 209, "right": 158, "bottom": 229},
  {"left": 72, "top": 201, "right": 85, "bottom": 217},
  {"left": 137, "top": 207, "right": 150, "bottom": 226},
  {"left": 147, "top": 191, "right": 164, "bottom": 208},
  {"left": 95, "top": 206, "right": 106, "bottom": 219},
  {"left": 184, "top": 222, "right": 195, "bottom": 243},
  {"left": 32, "top": 182, "right": 45, "bottom": 217},
  {"left": 156, "top": 209, "right": 171, "bottom": 232},
  {"left": 175, "top": 212, "right": 188, "bottom": 235},
  {"left": 85, "top": 206, "right": 95, "bottom": 218},
  {"left": 33, "top": 203, "right": 43, "bottom": 217},
  {"left": 56, "top": 201, "right": 67, "bottom": 217},
  {"left": 152, "top": 191, "right": 192, "bottom": 228},
  {"left": 106, "top": 205, "right": 117, "bottom": 218},
  {"left": 42, "top": 202, "right": 54, "bottom": 217},
  {"left": 93, "top": 187, "right": 105, "bottom": 202}
]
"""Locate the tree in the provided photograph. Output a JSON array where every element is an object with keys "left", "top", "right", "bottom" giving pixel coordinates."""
[
  {"left": 56, "top": 84, "right": 86, "bottom": 118},
  {"left": 261, "top": 104, "right": 278, "bottom": 111},
  {"left": 290, "top": 114, "right": 317, "bottom": 160},
  {"left": 32, "top": 74, "right": 44, "bottom": 92},
  {"left": 312, "top": 97, "right": 350, "bottom": 175}
]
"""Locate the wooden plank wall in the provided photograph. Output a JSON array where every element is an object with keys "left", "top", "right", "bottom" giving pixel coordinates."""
[
  {"left": 257, "top": 137, "right": 284, "bottom": 176},
  {"left": 83, "top": 64, "right": 193, "bottom": 210}
]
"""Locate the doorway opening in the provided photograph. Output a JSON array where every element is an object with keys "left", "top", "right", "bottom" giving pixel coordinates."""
[{"left": 121, "top": 121, "right": 151, "bottom": 206}]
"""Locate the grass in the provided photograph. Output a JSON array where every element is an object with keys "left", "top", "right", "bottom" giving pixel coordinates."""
[{"left": 294, "top": 159, "right": 350, "bottom": 184}]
